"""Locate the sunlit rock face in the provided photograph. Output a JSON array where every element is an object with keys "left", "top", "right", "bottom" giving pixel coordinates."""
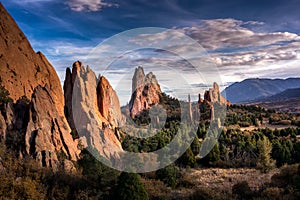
[
  {"left": 64, "top": 61, "right": 123, "bottom": 162},
  {"left": 0, "top": 3, "right": 65, "bottom": 117},
  {"left": 129, "top": 66, "right": 162, "bottom": 118},
  {"left": 202, "top": 82, "right": 230, "bottom": 120}
]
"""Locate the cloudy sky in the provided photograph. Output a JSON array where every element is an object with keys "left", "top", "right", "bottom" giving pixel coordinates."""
[{"left": 2, "top": 0, "right": 300, "bottom": 104}]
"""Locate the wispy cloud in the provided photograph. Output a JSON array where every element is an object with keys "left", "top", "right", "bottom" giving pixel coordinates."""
[
  {"left": 66, "top": 0, "right": 118, "bottom": 12},
  {"left": 172, "top": 19, "right": 300, "bottom": 68},
  {"left": 120, "top": 19, "right": 300, "bottom": 88},
  {"left": 179, "top": 19, "right": 300, "bottom": 50}
]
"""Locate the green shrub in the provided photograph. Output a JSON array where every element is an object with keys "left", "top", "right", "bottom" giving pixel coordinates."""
[
  {"left": 156, "top": 164, "right": 178, "bottom": 188},
  {"left": 114, "top": 172, "right": 149, "bottom": 200},
  {"left": 0, "top": 82, "right": 11, "bottom": 104},
  {"left": 232, "top": 181, "right": 253, "bottom": 200}
]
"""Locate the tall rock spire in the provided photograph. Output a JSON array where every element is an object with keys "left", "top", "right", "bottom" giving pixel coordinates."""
[
  {"left": 96, "top": 75, "right": 123, "bottom": 128},
  {"left": 129, "top": 66, "right": 162, "bottom": 118},
  {"left": 202, "top": 82, "right": 230, "bottom": 120},
  {"left": 188, "top": 94, "right": 193, "bottom": 121},
  {"left": 64, "top": 62, "right": 123, "bottom": 161},
  {"left": 63, "top": 61, "right": 82, "bottom": 132}
]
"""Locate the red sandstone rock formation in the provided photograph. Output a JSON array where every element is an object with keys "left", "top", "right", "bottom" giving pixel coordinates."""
[
  {"left": 0, "top": 3, "right": 64, "bottom": 116},
  {"left": 25, "top": 86, "right": 80, "bottom": 169},
  {"left": 64, "top": 62, "right": 123, "bottom": 161},
  {"left": 0, "top": 4, "right": 80, "bottom": 169},
  {"left": 129, "top": 66, "right": 162, "bottom": 118}
]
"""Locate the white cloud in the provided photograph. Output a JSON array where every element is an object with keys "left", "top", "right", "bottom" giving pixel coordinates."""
[
  {"left": 128, "top": 19, "right": 300, "bottom": 67},
  {"left": 179, "top": 19, "right": 300, "bottom": 50},
  {"left": 124, "top": 19, "right": 300, "bottom": 88},
  {"left": 66, "top": 0, "right": 118, "bottom": 12}
]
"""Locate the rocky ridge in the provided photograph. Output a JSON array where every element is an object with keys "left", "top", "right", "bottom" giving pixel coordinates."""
[
  {"left": 0, "top": 85, "right": 80, "bottom": 170},
  {"left": 0, "top": 2, "right": 123, "bottom": 167},
  {"left": 25, "top": 85, "right": 79, "bottom": 169}
]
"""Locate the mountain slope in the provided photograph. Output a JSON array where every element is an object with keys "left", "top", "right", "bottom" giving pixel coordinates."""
[
  {"left": 222, "top": 78, "right": 300, "bottom": 103},
  {"left": 246, "top": 87, "right": 300, "bottom": 113},
  {"left": 257, "top": 87, "right": 300, "bottom": 102}
]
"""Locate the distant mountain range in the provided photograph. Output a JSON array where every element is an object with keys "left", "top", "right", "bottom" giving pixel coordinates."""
[
  {"left": 222, "top": 78, "right": 300, "bottom": 103},
  {"left": 256, "top": 88, "right": 300, "bottom": 102}
]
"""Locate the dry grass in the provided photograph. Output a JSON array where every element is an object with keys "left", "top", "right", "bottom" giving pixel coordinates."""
[
  {"left": 142, "top": 167, "right": 280, "bottom": 199},
  {"left": 182, "top": 167, "right": 279, "bottom": 192}
]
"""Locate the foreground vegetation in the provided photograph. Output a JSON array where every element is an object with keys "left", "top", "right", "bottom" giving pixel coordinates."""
[
  {"left": 1, "top": 145, "right": 300, "bottom": 199},
  {"left": 1, "top": 87, "right": 300, "bottom": 199}
]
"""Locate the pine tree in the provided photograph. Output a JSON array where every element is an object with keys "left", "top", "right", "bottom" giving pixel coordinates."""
[
  {"left": 178, "top": 147, "right": 196, "bottom": 167},
  {"left": 191, "top": 136, "right": 201, "bottom": 156},
  {"left": 257, "top": 136, "right": 275, "bottom": 172},
  {"left": 115, "top": 172, "right": 149, "bottom": 200},
  {"left": 156, "top": 164, "right": 178, "bottom": 188},
  {"left": 0, "top": 81, "right": 11, "bottom": 104},
  {"left": 200, "top": 143, "right": 220, "bottom": 165}
]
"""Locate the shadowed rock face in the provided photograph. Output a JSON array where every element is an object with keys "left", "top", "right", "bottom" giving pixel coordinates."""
[
  {"left": 0, "top": 99, "right": 28, "bottom": 152},
  {"left": 25, "top": 86, "right": 80, "bottom": 169},
  {"left": 64, "top": 62, "right": 123, "bottom": 161},
  {"left": 63, "top": 61, "right": 81, "bottom": 131},
  {"left": 0, "top": 3, "right": 64, "bottom": 116},
  {"left": 129, "top": 66, "right": 162, "bottom": 118}
]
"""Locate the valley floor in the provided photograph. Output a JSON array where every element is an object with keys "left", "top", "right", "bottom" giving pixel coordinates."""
[
  {"left": 143, "top": 167, "right": 281, "bottom": 199},
  {"left": 183, "top": 167, "right": 279, "bottom": 191}
]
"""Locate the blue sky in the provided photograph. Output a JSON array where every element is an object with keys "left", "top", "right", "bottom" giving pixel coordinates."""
[{"left": 2, "top": 0, "right": 300, "bottom": 104}]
